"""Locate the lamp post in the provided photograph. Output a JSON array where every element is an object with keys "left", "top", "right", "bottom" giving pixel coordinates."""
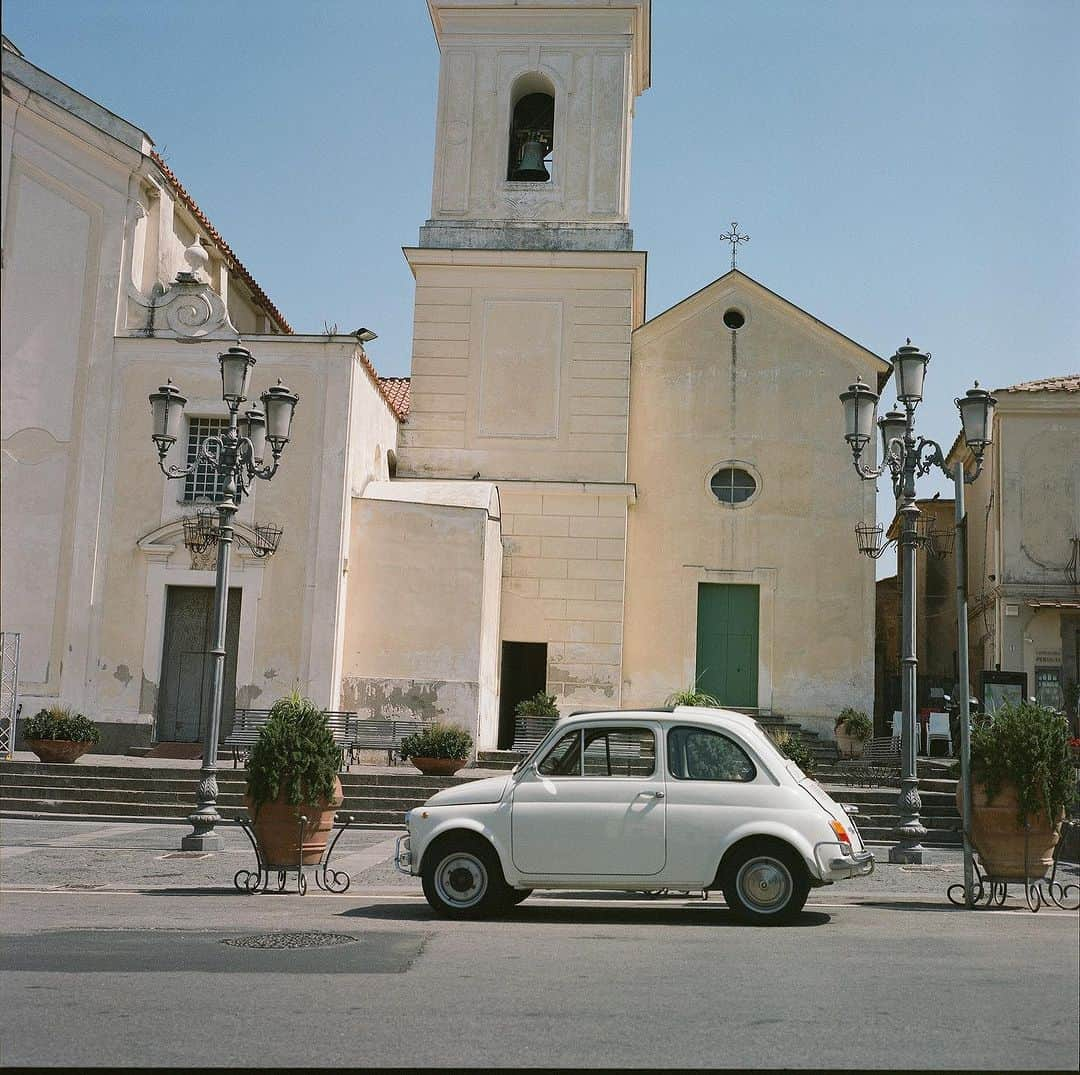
[
  {"left": 840, "top": 342, "right": 995, "bottom": 864},
  {"left": 149, "top": 345, "right": 298, "bottom": 850}
]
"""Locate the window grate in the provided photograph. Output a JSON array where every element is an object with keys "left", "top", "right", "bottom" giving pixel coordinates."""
[{"left": 183, "top": 417, "right": 228, "bottom": 502}]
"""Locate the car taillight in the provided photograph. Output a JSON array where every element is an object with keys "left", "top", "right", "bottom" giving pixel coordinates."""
[{"left": 830, "top": 819, "right": 853, "bottom": 855}]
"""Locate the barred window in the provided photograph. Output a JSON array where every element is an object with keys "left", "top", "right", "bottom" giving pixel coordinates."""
[{"left": 183, "top": 417, "right": 228, "bottom": 502}]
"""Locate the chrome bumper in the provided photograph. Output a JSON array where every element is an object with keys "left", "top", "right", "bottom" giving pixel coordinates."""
[
  {"left": 828, "top": 849, "right": 875, "bottom": 879},
  {"left": 394, "top": 833, "right": 413, "bottom": 875},
  {"left": 814, "top": 841, "right": 875, "bottom": 880}
]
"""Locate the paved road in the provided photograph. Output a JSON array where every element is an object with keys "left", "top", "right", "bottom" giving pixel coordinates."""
[{"left": 1, "top": 820, "right": 1077, "bottom": 1069}]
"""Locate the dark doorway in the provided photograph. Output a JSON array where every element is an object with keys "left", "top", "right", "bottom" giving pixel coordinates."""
[
  {"left": 157, "top": 586, "right": 242, "bottom": 743},
  {"left": 498, "top": 641, "right": 548, "bottom": 748}
]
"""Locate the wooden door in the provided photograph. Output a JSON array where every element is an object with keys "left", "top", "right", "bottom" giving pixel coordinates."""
[
  {"left": 157, "top": 586, "right": 241, "bottom": 742},
  {"left": 695, "top": 583, "right": 759, "bottom": 708}
]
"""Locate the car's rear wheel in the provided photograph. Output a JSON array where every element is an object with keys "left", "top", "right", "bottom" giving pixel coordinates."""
[
  {"left": 721, "top": 840, "right": 809, "bottom": 925},
  {"left": 421, "top": 834, "right": 509, "bottom": 919}
]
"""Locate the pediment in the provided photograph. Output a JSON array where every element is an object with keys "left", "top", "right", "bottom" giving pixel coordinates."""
[{"left": 633, "top": 270, "right": 892, "bottom": 391}]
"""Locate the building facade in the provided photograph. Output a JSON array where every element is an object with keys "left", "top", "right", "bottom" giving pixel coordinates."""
[
  {"left": 3, "top": 3, "right": 888, "bottom": 754},
  {"left": 951, "top": 375, "right": 1080, "bottom": 730}
]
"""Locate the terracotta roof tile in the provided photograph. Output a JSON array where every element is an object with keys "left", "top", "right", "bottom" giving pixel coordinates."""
[
  {"left": 999, "top": 374, "right": 1080, "bottom": 393},
  {"left": 150, "top": 150, "right": 293, "bottom": 335},
  {"left": 378, "top": 377, "right": 411, "bottom": 420}
]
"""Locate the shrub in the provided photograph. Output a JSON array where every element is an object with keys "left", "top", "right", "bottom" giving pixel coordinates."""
[
  {"left": 768, "top": 729, "right": 816, "bottom": 775},
  {"left": 23, "top": 706, "right": 101, "bottom": 745},
  {"left": 834, "top": 707, "right": 873, "bottom": 741},
  {"left": 665, "top": 686, "right": 722, "bottom": 708},
  {"left": 245, "top": 690, "right": 341, "bottom": 814},
  {"left": 514, "top": 692, "right": 559, "bottom": 719},
  {"left": 970, "top": 700, "right": 1074, "bottom": 826},
  {"left": 399, "top": 722, "right": 473, "bottom": 761}
]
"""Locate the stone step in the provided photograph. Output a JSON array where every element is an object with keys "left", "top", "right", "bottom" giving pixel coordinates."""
[
  {"left": 823, "top": 787, "right": 959, "bottom": 809},
  {"left": 857, "top": 826, "right": 961, "bottom": 845}
]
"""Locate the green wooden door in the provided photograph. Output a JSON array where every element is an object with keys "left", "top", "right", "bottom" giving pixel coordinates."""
[{"left": 695, "top": 583, "right": 759, "bottom": 707}]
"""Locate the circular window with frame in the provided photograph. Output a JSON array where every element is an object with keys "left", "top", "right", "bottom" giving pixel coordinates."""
[{"left": 710, "top": 465, "right": 759, "bottom": 506}]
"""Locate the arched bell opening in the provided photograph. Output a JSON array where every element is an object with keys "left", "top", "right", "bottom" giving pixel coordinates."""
[{"left": 507, "top": 73, "right": 555, "bottom": 182}]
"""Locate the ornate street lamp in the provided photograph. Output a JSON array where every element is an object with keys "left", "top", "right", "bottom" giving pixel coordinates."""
[
  {"left": 840, "top": 341, "right": 995, "bottom": 865},
  {"left": 149, "top": 344, "right": 298, "bottom": 850}
]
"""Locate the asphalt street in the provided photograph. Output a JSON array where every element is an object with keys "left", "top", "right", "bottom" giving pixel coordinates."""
[{"left": 1, "top": 819, "right": 1078, "bottom": 1069}]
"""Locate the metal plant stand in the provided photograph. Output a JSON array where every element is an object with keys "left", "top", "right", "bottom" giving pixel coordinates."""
[
  {"left": 947, "top": 820, "right": 1080, "bottom": 913},
  {"left": 234, "top": 814, "right": 354, "bottom": 896}
]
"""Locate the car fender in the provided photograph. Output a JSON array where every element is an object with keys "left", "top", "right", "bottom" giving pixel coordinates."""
[
  {"left": 415, "top": 812, "right": 512, "bottom": 877},
  {"left": 712, "top": 820, "right": 824, "bottom": 881}
]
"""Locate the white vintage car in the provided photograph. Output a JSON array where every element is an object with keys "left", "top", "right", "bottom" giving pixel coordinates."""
[{"left": 396, "top": 707, "right": 873, "bottom": 924}]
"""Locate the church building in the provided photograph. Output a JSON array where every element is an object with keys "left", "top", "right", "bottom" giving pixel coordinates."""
[{"left": 1, "top": 2, "right": 884, "bottom": 755}]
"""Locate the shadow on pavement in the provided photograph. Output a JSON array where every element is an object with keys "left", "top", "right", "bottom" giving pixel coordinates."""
[{"left": 337, "top": 902, "right": 832, "bottom": 928}]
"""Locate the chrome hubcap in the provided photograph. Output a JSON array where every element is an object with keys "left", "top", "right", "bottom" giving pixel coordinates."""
[
  {"left": 735, "top": 856, "right": 793, "bottom": 913},
  {"left": 435, "top": 853, "right": 487, "bottom": 908}
]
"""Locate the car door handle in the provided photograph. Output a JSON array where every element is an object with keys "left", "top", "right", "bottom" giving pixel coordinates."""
[{"left": 639, "top": 790, "right": 664, "bottom": 799}]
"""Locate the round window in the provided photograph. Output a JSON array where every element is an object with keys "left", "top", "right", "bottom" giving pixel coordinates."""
[
  {"left": 711, "top": 467, "right": 757, "bottom": 504},
  {"left": 723, "top": 308, "right": 746, "bottom": 330}
]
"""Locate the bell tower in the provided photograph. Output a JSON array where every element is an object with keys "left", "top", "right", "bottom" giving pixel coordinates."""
[
  {"left": 398, "top": 1, "right": 650, "bottom": 722},
  {"left": 420, "top": 0, "right": 650, "bottom": 252}
]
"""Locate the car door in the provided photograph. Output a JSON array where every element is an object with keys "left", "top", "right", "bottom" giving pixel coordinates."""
[
  {"left": 662, "top": 723, "right": 787, "bottom": 884},
  {"left": 510, "top": 723, "right": 667, "bottom": 876}
]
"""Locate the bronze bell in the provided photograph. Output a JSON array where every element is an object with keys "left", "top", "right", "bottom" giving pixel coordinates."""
[{"left": 512, "top": 139, "right": 549, "bottom": 181}]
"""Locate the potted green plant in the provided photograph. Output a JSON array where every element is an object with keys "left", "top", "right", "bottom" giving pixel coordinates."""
[
  {"left": 22, "top": 706, "right": 101, "bottom": 763},
  {"left": 769, "top": 729, "right": 816, "bottom": 775},
  {"left": 966, "top": 700, "right": 1076, "bottom": 880},
  {"left": 665, "top": 686, "right": 722, "bottom": 708},
  {"left": 834, "top": 707, "right": 873, "bottom": 759},
  {"left": 514, "top": 691, "right": 560, "bottom": 719},
  {"left": 399, "top": 722, "right": 474, "bottom": 776},
  {"left": 244, "top": 691, "right": 344, "bottom": 867}
]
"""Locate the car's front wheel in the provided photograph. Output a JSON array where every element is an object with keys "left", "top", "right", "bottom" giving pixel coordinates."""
[
  {"left": 421, "top": 834, "right": 510, "bottom": 919},
  {"left": 721, "top": 840, "right": 809, "bottom": 925}
]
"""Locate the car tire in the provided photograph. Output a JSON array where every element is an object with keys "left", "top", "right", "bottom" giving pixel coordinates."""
[
  {"left": 421, "top": 833, "right": 510, "bottom": 919},
  {"left": 721, "top": 840, "right": 810, "bottom": 925}
]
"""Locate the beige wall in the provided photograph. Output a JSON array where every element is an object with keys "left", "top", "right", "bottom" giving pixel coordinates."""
[
  {"left": 621, "top": 273, "right": 885, "bottom": 735},
  {"left": 500, "top": 482, "right": 631, "bottom": 713},
  {"left": 399, "top": 248, "right": 645, "bottom": 482},
  {"left": 90, "top": 337, "right": 383, "bottom": 731},
  {"left": 341, "top": 483, "right": 503, "bottom": 745},
  {"left": 2, "top": 64, "right": 140, "bottom": 707}
]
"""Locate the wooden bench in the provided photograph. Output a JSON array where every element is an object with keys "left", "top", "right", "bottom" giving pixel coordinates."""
[{"left": 225, "top": 709, "right": 359, "bottom": 770}]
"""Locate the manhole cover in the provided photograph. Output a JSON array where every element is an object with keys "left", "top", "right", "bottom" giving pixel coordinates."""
[{"left": 221, "top": 932, "right": 358, "bottom": 950}]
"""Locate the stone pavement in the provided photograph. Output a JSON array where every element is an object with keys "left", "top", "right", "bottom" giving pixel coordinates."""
[{"left": 3, "top": 817, "right": 1076, "bottom": 905}]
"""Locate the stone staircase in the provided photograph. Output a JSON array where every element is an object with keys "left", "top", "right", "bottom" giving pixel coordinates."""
[
  {"left": 1, "top": 754, "right": 961, "bottom": 846},
  {"left": 0, "top": 762, "right": 496, "bottom": 828}
]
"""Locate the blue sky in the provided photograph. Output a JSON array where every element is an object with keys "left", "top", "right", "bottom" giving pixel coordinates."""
[{"left": 5, "top": 0, "right": 1078, "bottom": 544}]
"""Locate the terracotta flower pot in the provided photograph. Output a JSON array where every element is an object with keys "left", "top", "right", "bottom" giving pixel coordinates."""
[
  {"left": 835, "top": 732, "right": 865, "bottom": 759},
  {"left": 410, "top": 756, "right": 466, "bottom": 776},
  {"left": 960, "top": 780, "right": 1063, "bottom": 881},
  {"left": 25, "top": 739, "right": 93, "bottom": 764},
  {"left": 245, "top": 776, "right": 344, "bottom": 867}
]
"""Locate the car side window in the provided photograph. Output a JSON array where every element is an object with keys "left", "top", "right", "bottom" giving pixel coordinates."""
[
  {"left": 667, "top": 726, "right": 756, "bottom": 782},
  {"left": 538, "top": 730, "right": 581, "bottom": 776},
  {"left": 583, "top": 727, "right": 656, "bottom": 777}
]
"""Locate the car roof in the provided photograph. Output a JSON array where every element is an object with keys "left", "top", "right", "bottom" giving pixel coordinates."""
[{"left": 565, "top": 706, "right": 760, "bottom": 728}]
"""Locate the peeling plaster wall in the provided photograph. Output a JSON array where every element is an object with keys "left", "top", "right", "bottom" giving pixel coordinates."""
[{"left": 342, "top": 496, "right": 500, "bottom": 746}]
